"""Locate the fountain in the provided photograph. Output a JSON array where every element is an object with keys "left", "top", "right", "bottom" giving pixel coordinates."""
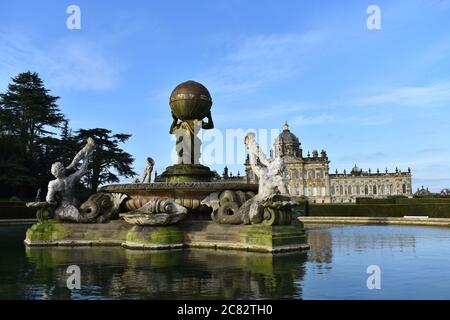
[{"left": 24, "top": 80, "right": 309, "bottom": 253}]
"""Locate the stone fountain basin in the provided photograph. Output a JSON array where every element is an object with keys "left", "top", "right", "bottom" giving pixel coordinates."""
[{"left": 98, "top": 182, "right": 258, "bottom": 218}]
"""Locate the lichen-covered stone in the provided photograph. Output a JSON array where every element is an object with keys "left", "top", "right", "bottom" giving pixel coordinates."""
[
  {"left": 24, "top": 220, "right": 309, "bottom": 253},
  {"left": 25, "top": 220, "right": 70, "bottom": 243},
  {"left": 125, "top": 226, "right": 184, "bottom": 245}
]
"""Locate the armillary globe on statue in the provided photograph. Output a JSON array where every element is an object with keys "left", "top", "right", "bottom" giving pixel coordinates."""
[{"left": 169, "top": 80, "right": 212, "bottom": 121}]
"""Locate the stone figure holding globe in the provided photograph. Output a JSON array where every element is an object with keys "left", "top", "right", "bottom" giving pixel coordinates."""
[{"left": 169, "top": 80, "right": 214, "bottom": 165}]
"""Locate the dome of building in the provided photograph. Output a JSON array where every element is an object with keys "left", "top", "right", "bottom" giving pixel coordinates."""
[
  {"left": 414, "top": 186, "right": 433, "bottom": 198},
  {"left": 278, "top": 121, "right": 299, "bottom": 144},
  {"left": 274, "top": 121, "right": 301, "bottom": 157},
  {"left": 351, "top": 164, "right": 363, "bottom": 175}
]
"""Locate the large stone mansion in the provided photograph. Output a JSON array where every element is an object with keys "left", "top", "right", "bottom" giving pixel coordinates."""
[{"left": 244, "top": 122, "right": 413, "bottom": 203}]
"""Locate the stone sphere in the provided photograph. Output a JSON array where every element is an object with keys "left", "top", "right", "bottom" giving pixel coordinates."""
[{"left": 169, "top": 80, "right": 212, "bottom": 121}]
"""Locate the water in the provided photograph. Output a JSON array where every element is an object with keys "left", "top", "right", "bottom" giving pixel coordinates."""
[{"left": 0, "top": 224, "right": 449, "bottom": 299}]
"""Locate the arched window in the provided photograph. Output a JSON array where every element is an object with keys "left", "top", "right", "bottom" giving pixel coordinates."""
[
  {"left": 356, "top": 185, "right": 361, "bottom": 195},
  {"left": 296, "top": 170, "right": 301, "bottom": 179},
  {"left": 389, "top": 184, "right": 393, "bottom": 194},
  {"left": 311, "top": 169, "right": 316, "bottom": 179},
  {"left": 319, "top": 169, "right": 324, "bottom": 179},
  {"left": 365, "top": 185, "right": 369, "bottom": 195},
  {"left": 339, "top": 185, "right": 343, "bottom": 195},
  {"left": 373, "top": 185, "right": 377, "bottom": 194},
  {"left": 313, "top": 187, "right": 318, "bottom": 196},
  {"left": 348, "top": 185, "right": 352, "bottom": 195},
  {"left": 402, "top": 184, "right": 406, "bottom": 193}
]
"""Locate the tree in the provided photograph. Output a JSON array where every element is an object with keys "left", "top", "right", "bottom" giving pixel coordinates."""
[
  {"left": 0, "top": 71, "right": 137, "bottom": 199},
  {"left": 73, "top": 128, "right": 136, "bottom": 192},
  {"left": 0, "top": 71, "right": 66, "bottom": 197},
  {"left": 0, "top": 71, "right": 65, "bottom": 155},
  {"left": 0, "top": 134, "right": 35, "bottom": 196}
]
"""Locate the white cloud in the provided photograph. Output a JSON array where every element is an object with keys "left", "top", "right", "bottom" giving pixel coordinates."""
[
  {"left": 209, "top": 78, "right": 450, "bottom": 128},
  {"left": 213, "top": 100, "right": 316, "bottom": 124},
  {"left": 293, "top": 114, "right": 392, "bottom": 126},
  {"left": 349, "top": 80, "right": 450, "bottom": 108},
  {"left": 201, "top": 31, "right": 327, "bottom": 96},
  {"left": 0, "top": 31, "right": 123, "bottom": 91}
]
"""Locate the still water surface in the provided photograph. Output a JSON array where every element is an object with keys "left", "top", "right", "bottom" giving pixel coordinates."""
[{"left": 0, "top": 224, "right": 449, "bottom": 299}]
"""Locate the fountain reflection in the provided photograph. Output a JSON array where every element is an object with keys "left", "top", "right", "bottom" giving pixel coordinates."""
[
  {"left": 2, "top": 224, "right": 449, "bottom": 299},
  {"left": 24, "top": 247, "right": 308, "bottom": 299}
]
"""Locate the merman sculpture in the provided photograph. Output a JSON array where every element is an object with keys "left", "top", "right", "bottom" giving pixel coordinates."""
[
  {"left": 46, "top": 137, "right": 96, "bottom": 220},
  {"left": 244, "top": 132, "right": 289, "bottom": 200},
  {"left": 202, "top": 132, "right": 302, "bottom": 225},
  {"left": 27, "top": 138, "right": 128, "bottom": 223}
]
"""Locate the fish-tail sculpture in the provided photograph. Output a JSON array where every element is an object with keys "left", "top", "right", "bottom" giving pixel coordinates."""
[{"left": 122, "top": 198, "right": 188, "bottom": 226}]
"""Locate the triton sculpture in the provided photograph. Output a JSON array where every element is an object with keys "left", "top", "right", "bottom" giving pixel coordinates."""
[
  {"left": 26, "top": 138, "right": 102, "bottom": 222},
  {"left": 201, "top": 132, "right": 302, "bottom": 225}
]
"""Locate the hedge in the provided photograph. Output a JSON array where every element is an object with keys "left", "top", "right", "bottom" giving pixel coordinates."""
[
  {"left": 355, "top": 197, "right": 450, "bottom": 205},
  {"left": 395, "top": 198, "right": 450, "bottom": 204},
  {"left": 308, "top": 203, "right": 450, "bottom": 218},
  {"left": 0, "top": 202, "right": 36, "bottom": 219}
]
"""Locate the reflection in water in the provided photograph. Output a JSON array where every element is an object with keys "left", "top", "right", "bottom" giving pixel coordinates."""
[
  {"left": 1, "top": 224, "right": 449, "bottom": 299},
  {"left": 22, "top": 247, "right": 307, "bottom": 299},
  {"left": 307, "top": 224, "right": 419, "bottom": 258},
  {"left": 307, "top": 228, "right": 333, "bottom": 264}
]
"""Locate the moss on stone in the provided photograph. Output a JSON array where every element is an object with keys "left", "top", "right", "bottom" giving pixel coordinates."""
[
  {"left": 239, "top": 224, "right": 307, "bottom": 248},
  {"left": 84, "top": 230, "right": 106, "bottom": 241},
  {"left": 24, "top": 220, "right": 308, "bottom": 253},
  {"left": 126, "top": 226, "right": 184, "bottom": 245},
  {"left": 26, "top": 220, "right": 70, "bottom": 242},
  {"left": 111, "top": 230, "right": 129, "bottom": 241}
]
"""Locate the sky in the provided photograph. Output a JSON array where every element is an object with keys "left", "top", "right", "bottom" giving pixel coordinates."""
[{"left": 0, "top": 0, "right": 449, "bottom": 191}]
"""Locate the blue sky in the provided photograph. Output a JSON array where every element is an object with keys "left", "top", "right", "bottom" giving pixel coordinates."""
[{"left": 0, "top": 0, "right": 449, "bottom": 191}]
